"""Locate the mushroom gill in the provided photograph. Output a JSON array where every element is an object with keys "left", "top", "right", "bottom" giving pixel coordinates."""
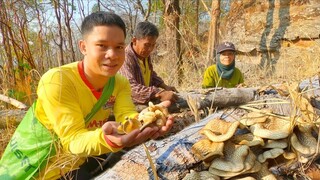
[
  {"left": 257, "top": 148, "right": 284, "bottom": 163},
  {"left": 230, "top": 133, "right": 265, "bottom": 147},
  {"left": 209, "top": 142, "right": 251, "bottom": 172},
  {"left": 290, "top": 125, "right": 317, "bottom": 156},
  {"left": 191, "top": 138, "right": 224, "bottom": 163}
]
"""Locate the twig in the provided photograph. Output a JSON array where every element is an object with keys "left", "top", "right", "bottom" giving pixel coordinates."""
[
  {"left": 142, "top": 143, "right": 158, "bottom": 180},
  {"left": 0, "top": 94, "right": 27, "bottom": 109}
]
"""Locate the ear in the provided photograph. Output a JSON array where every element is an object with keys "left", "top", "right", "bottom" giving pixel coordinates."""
[
  {"left": 132, "top": 37, "right": 137, "bottom": 45},
  {"left": 79, "top": 40, "right": 87, "bottom": 55}
]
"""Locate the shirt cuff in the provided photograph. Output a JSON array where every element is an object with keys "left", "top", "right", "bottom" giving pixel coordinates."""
[{"left": 104, "top": 135, "right": 124, "bottom": 149}]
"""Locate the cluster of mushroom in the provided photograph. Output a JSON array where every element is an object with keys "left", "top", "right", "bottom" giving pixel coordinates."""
[
  {"left": 186, "top": 107, "right": 319, "bottom": 179},
  {"left": 117, "top": 102, "right": 169, "bottom": 134}
]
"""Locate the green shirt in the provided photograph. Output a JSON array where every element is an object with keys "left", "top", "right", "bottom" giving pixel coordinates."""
[{"left": 202, "top": 65, "right": 244, "bottom": 88}]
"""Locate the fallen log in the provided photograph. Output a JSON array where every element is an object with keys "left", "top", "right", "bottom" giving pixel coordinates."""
[{"left": 168, "top": 88, "right": 257, "bottom": 113}]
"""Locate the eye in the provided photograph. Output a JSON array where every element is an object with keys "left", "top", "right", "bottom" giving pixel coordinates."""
[
  {"left": 117, "top": 45, "right": 125, "bottom": 50},
  {"left": 97, "top": 44, "right": 105, "bottom": 48}
]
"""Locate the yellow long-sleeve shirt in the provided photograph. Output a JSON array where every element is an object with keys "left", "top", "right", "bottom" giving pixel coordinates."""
[
  {"left": 35, "top": 61, "right": 138, "bottom": 179},
  {"left": 202, "top": 65, "right": 244, "bottom": 88}
]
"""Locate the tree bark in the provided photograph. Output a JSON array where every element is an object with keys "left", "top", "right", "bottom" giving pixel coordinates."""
[
  {"left": 206, "top": 0, "right": 220, "bottom": 65},
  {"left": 163, "top": 0, "right": 182, "bottom": 85}
]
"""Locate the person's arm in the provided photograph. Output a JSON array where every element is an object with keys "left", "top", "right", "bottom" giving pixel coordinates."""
[
  {"left": 119, "top": 57, "right": 160, "bottom": 104},
  {"left": 37, "top": 71, "right": 122, "bottom": 156},
  {"left": 113, "top": 76, "right": 139, "bottom": 121}
]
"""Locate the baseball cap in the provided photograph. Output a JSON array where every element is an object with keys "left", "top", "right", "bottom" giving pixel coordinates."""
[{"left": 216, "top": 42, "right": 236, "bottom": 53}]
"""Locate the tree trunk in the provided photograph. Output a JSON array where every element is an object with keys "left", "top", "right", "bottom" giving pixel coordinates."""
[
  {"left": 206, "top": 0, "right": 220, "bottom": 65},
  {"left": 53, "top": 0, "right": 65, "bottom": 66},
  {"left": 163, "top": 0, "right": 182, "bottom": 85},
  {"left": 195, "top": 0, "right": 199, "bottom": 38},
  {"left": 63, "top": 0, "right": 76, "bottom": 63}
]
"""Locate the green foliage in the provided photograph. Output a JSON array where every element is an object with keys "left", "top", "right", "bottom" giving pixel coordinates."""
[
  {"left": 18, "top": 62, "right": 31, "bottom": 71},
  {"left": 150, "top": 0, "right": 165, "bottom": 27},
  {"left": 7, "top": 89, "right": 27, "bottom": 102},
  {"left": 91, "top": 3, "right": 99, "bottom": 13}
]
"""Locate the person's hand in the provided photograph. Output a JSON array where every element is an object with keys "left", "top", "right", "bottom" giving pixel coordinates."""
[
  {"left": 155, "top": 90, "right": 179, "bottom": 103},
  {"left": 102, "top": 121, "right": 159, "bottom": 147},
  {"left": 141, "top": 100, "right": 174, "bottom": 139},
  {"left": 150, "top": 114, "right": 174, "bottom": 139},
  {"left": 102, "top": 101, "right": 174, "bottom": 147},
  {"left": 164, "top": 86, "right": 179, "bottom": 93}
]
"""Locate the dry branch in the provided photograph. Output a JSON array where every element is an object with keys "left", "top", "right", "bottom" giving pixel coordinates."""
[{"left": 0, "top": 94, "right": 27, "bottom": 109}]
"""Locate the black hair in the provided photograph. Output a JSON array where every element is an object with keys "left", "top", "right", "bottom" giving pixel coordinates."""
[
  {"left": 133, "top": 21, "right": 159, "bottom": 39},
  {"left": 81, "top": 11, "right": 126, "bottom": 38}
]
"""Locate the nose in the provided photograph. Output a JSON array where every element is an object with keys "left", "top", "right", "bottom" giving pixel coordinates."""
[{"left": 105, "top": 48, "right": 118, "bottom": 59}]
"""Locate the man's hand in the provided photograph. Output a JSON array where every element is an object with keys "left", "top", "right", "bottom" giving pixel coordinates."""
[
  {"left": 155, "top": 90, "right": 178, "bottom": 103},
  {"left": 141, "top": 100, "right": 174, "bottom": 139},
  {"left": 165, "top": 86, "right": 178, "bottom": 93},
  {"left": 102, "top": 100, "right": 174, "bottom": 147},
  {"left": 102, "top": 121, "right": 159, "bottom": 147},
  {"left": 150, "top": 115, "right": 174, "bottom": 139}
]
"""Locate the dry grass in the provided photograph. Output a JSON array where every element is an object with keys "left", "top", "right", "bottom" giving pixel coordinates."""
[
  {"left": 0, "top": 122, "right": 17, "bottom": 157},
  {"left": 154, "top": 39, "right": 320, "bottom": 91}
]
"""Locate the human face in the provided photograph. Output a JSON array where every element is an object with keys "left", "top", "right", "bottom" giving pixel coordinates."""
[
  {"left": 79, "top": 25, "right": 125, "bottom": 79},
  {"left": 132, "top": 36, "right": 158, "bottom": 59},
  {"left": 219, "top": 50, "right": 235, "bottom": 66}
]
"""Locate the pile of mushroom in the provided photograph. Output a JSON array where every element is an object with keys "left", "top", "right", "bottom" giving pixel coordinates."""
[{"left": 186, "top": 85, "right": 320, "bottom": 179}]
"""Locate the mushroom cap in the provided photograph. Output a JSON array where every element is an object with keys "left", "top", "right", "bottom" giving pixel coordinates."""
[
  {"left": 209, "top": 142, "right": 251, "bottom": 172},
  {"left": 290, "top": 125, "right": 317, "bottom": 156},
  {"left": 148, "top": 101, "right": 169, "bottom": 116},
  {"left": 138, "top": 102, "right": 169, "bottom": 130},
  {"left": 229, "top": 177, "right": 256, "bottom": 180},
  {"left": 240, "top": 109, "right": 272, "bottom": 126},
  {"left": 248, "top": 162, "right": 277, "bottom": 180},
  {"left": 182, "top": 170, "right": 220, "bottom": 180},
  {"left": 209, "top": 150, "right": 260, "bottom": 178},
  {"left": 282, "top": 151, "right": 297, "bottom": 160},
  {"left": 200, "top": 119, "right": 240, "bottom": 142},
  {"left": 257, "top": 148, "right": 284, "bottom": 163},
  {"left": 230, "top": 133, "right": 265, "bottom": 147},
  {"left": 117, "top": 117, "right": 142, "bottom": 134},
  {"left": 191, "top": 138, "right": 224, "bottom": 162},
  {"left": 250, "top": 116, "right": 291, "bottom": 139},
  {"left": 263, "top": 139, "right": 288, "bottom": 149}
]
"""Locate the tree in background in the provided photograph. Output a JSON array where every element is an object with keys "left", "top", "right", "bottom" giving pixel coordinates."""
[
  {"left": 206, "top": 0, "right": 220, "bottom": 65},
  {"left": 162, "top": 0, "right": 182, "bottom": 85}
]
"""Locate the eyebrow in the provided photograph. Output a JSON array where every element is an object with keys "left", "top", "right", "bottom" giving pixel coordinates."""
[{"left": 95, "top": 40, "right": 125, "bottom": 46}]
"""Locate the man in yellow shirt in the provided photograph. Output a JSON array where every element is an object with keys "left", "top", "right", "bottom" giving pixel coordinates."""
[
  {"left": 119, "top": 21, "right": 178, "bottom": 105},
  {"left": 0, "top": 11, "right": 173, "bottom": 179}
]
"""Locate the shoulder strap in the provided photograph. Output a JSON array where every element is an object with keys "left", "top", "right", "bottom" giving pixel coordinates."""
[{"left": 84, "top": 76, "right": 115, "bottom": 123}]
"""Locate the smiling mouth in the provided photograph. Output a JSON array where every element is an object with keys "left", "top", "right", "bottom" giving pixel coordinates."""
[{"left": 103, "top": 64, "right": 117, "bottom": 68}]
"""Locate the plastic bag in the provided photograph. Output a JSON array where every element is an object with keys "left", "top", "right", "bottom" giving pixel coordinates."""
[{"left": 0, "top": 102, "right": 57, "bottom": 179}]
